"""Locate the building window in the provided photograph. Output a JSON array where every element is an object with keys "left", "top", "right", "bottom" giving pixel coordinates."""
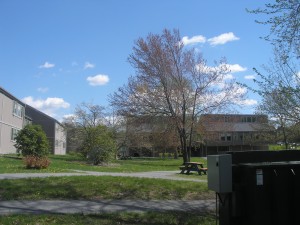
[
  {"left": 55, "top": 140, "right": 59, "bottom": 147},
  {"left": 63, "top": 142, "right": 66, "bottom": 149},
  {"left": 13, "top": 101, "right": 23, "bottom": 118},
  {"left": 241, "top": 116, "right": 257, "bottom": 123},
  {"left": 220, "top": 133, "right": 231, "bottom": 141},
  {"left": 11, "top": 128, "right": 19, "bottom": 141},
  {"left": 227, "top": 134, "right": 231, "bottom": 141},
  {"left": 220, "top": 134, "right": 226, "bottom": 141}
]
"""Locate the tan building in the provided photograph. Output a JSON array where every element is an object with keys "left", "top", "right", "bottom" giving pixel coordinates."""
[
  {"left": 198, "top": 114, "right": 271, "bottom": 155},
  {"left": 0, "top": 87, "right": 25, "bottom": 153},
  {"left": 0, "top": 86, "right": 66, "bottom": 155}
]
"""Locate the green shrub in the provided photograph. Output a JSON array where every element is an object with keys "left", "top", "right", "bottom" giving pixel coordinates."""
[
  {"left": 23, "top": 156, "right": 51, "bottom": 169},
  {"left": 80, "top": 125, "right": 117, "bottom": 164},
  {"left": 14, "top": 124, "right": 50, "bottom": 157}
]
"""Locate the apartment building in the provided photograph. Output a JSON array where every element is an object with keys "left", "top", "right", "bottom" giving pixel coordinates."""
[
  {"left": 198, "top": 114, "right": 272, "bottom": 155},
  {"left": 0, "top": 86, "right": 66, "bottom": 155},
  {"left": 0, "top": 87, "right": 25, "bottom": 153},
  {"left": 25, "top": 104, "right": 66, "bottom": 155}
]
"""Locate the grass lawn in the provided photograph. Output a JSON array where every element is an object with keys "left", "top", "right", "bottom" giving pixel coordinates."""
[
  {"left": 0, "top": 155, "right": 213, "bottom": 224},
  {"left": 0, "top": 176, "right": 213, "bottom": 201},
  {"left": 0, "top": 212, "right": 216, "bottom": 225},
  {"left": 0, "top": 154, "right": 207, "bottom": 173}
]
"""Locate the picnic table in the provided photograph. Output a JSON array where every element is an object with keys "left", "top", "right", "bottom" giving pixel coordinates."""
[{"left": 179, "top": 162, "right": 207, "bottom": 175}]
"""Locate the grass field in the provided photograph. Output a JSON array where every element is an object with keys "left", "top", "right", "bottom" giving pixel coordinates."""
[
  {"left": 0, "top": 212, "right": 216, "bottom": 225},
  {"left": 0, "top": 155, "right": 215, "bottom": 224},
  {"left": 0, "top": 154, "right": 207, "bottom": 173},
  {"left": 0, "top": 176, "right": 212, "bottom": 201}
]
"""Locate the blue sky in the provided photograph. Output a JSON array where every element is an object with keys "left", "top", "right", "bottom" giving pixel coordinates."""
[{"left": 0, "top": 0, "right": 273, "bottom": 121}]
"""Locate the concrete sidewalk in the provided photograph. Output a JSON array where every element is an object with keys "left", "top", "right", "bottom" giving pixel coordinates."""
[
  {"left": 0, "top": 170, "right": 207, "bottom": 182},
  {"left": 0, "top": 199, "right": 215, "bottom": 215}
]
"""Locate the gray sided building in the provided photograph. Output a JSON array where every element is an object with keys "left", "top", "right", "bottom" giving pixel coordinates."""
[
  {"left": 199, "top": 114, "right": 272, "bottom": 155},
  {"left": 25, "top": 105, "right": 66, "bottom": 155},
  {"left": 0, "top": 87, "right": 25, "bottom": 153},
  {"left": 0, "top": 86, "right": 66, "bottom": 155}
]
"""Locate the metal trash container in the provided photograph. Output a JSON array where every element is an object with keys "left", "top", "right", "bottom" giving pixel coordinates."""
[{"left": 208, "top": 150, "right": 300, "bottom": 225}]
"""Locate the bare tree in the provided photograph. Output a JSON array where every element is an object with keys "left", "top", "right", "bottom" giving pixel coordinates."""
[
  {"left": 248, "top": 0, "right": 300, "bottom": 58},
  {"left": 110, "top": 29, "right": 244, "bottom": 163},
  {"left": 250, "top": 49, "right": 300, "bottom": 123},
  {"left": 246, "top": 1, "right": 300, "bottom": 137},
  {"left": 74, "top": 102, "right": 106, "bottom": 128}
]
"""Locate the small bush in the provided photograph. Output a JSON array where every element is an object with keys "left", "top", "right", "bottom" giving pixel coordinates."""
[
  {"left": 14, "top": 124, "right": 50, "bottom": 157},
  {"left": 23, "top": 156, "right": 51, "bottom": 169}
]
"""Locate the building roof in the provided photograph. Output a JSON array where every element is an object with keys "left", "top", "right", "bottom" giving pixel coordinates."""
[
  {"left": 0, "top": 86, "right": 63, "bottom": 127},
  {"left": 200, "top": 114, "right": 271, "bottom": 132},
  {"left": 203, "top": 122, "right": 268, "bottom": 132},
  {"left": 0, "top": 86, "right": 25, "bottom": 106},
  {"left": 25, "top": 104, "right": 64, "bottom": 127}
]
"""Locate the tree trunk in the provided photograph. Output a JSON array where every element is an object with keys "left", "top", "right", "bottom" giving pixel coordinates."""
[{"left": 180, "top": 129, "right": 189, "bottom": 163}]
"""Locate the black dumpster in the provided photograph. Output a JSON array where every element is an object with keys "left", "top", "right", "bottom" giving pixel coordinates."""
[{"left": 208, "top": 150, "right": 300, "bottom": 225}]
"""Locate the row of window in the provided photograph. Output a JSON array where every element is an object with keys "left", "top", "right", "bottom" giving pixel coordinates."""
[
  {"left": 220, "top": 133, "right": 260, "bottom": 142},
  {"left": 223, "top": 116, "right": 258, "bottom": 123}
]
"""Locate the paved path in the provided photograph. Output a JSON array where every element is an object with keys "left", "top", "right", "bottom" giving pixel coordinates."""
[
  {"left": 0, "top": 171, "right": 212, "bottom": 215},
  {"left": 0, "top": 199, "right": 215, "bottom": 215},
  {"left": 0, "top": 170, "right": 207, "bottom": 182}
]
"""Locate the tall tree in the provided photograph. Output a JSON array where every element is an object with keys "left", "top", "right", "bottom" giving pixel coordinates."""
[
  {"left": 250, "top": 49, "right": 300, "bottom": 123},
  {"left": 110, "top": 29, "right": 244, "bottom": 163},
  {"left": 63, "top": 102, "right": 117, "bottom": 162},
  {"left": 248, "top": 0, "right": 300, "bottom": 58},
  {"left": 246, "top": 1, "right": 300, "bottom": 131}
]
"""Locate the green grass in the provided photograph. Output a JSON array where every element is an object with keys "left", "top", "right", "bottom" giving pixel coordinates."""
[
  {"left": 269, "top": 144, "right": 300, "bottom": 151},
  {"left": 0, "top": 155, "right": 213, "bottom": 224},
  {"left": 0, "top": 154, "right": 207, "bottom": 173},
  {"left": 0, "top": 176, "right": 213, "bottom": 201},
  {"left": 0, "top": 212, "right": 216, "bottom": 225}
]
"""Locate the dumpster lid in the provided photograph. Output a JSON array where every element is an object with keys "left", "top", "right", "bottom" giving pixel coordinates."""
[{"left": 238, "top": 161, "right": 300, "bottom": 168}]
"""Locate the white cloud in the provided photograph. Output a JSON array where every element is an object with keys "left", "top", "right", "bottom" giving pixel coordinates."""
[
  {"left": 240, "top": 99, "right": 258, "bottom": 106},
  {"left": 63, "top": 114, "right": 75, "bottom": 119},
  {"left": 208, "top": 32, "right": 239, "bottom": 46},
  {"left": 87, "top": 74, "right": 109, "bottom": 86},
  {"left": 234, "top": 97, "right": 257, "bottom": 106},
  {"left": 224, "top": 74, "right": 234, "bottom": 80},
  {"left": 84, "top": 62, "right": 95, "bottom": 69},
  {"left": 23, "top": 96, "right": 70, "bottom": 117},
  {"left": 227, "top": 64, "right": 247, "bottom": 73},
  {"left": 244, "top": 75, "right": 256, "bottom": 80},
  {"left": 182, "top": 35, "right": 206, "bottom": 46},
  {"left": 37, "top": 87, "right": 49, "bottom": 93},
  {"left": 39, "top": 62, "right": 55, "bottom": 69}
]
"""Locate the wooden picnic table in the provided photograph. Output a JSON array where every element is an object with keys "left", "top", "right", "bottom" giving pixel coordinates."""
[{"left": 179, "top": 162, "right": 207, "bottom": 175}]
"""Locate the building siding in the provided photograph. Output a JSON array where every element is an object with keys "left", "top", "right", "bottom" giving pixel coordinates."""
[
  {"left": 0, "top": 86, "right": 66, "bottom": 155},
  {"left": 0, "top": 89, "right": 24, "bottom": 154},
  {"left": 54, "top": 123, "right": 66, "bottom": 155},
  {"left": 25, "top": 105, "right": 67, "bottom": 155}
]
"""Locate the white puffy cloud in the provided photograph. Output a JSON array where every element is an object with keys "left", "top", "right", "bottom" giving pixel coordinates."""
[
  {"left": 244, "top": 75, "right": 256, "bottom": 80},
  {"left": 84, "top": 62, "right": 95, "bottom": 69},
  {"left": 22, "top": 96, "right": 70, "bottom": 117},
  {"left": 208, "top": 32, "right": 239, "bottom": 46},
  {"left": 224, "top": 74, "right": 234, "bottom": 80},
  {"left": 39, "top": 62, "right": 55, "bottom": 69},
  {"left": 227, "top": 64, "right": 247, "bottom": 73},
  {"left": 87, "top": 74, "right": 109, "bottom": 86},
  {"left": 239, "top": 99, "right": 258, "bottom": 106},
  {"left": 182, "top": 35, "right": 206, "bottom": 46}
]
